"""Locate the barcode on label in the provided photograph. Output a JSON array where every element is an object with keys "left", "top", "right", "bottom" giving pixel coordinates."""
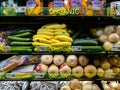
[
  {"left": 6, "top": 73, "right": 16, "bottom": 78},
  {"left": 72, "top": 46, "right": 82, "bottom": 51},
  {"left": 15, "top": 7, "right": 26, "bottom": 13}
]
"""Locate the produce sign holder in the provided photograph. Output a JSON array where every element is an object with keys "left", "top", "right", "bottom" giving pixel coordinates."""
[
  {"left": 0, "top": 7, "right": 111, "bottom": 16},
  {"left": 0, "top": 46, "right": 105, "bottom": 54},
  {"left": 0, "top": 73, "right": 118, "bottom": 81},
  {"left": 6, "top": 73, "right": 33, "bottom": 80}
]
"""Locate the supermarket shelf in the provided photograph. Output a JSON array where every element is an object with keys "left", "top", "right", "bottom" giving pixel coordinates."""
[
  {"left": 0, "top": 73, "right": 119, "bottom": 81},
  {"left": 0, "top": 16, "right": 115, "bottom": 24},
  {"left": 0, "top": 51, "right": 107, "bottom": 55}
]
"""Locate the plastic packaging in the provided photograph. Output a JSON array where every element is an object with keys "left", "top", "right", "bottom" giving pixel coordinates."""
[
  {"left": 70, "top": 0, "right": 82, "bottom": 7},
  {"left": 11, "top": 65, "right": 35, "bottom": 73},
  {"left": 0, "top": 55, "right": 30, "bottom": 72},
  {"left": 30, "top": 81, "right": 59, "bottom": 90},
  {"left": 0, "top": 31, "right": 7, "bottom": 52},
  {"left": 6, "top": 65, "right": 35, "bottom": 79},
  {"left": 48, "top": 0, "right": 69, "bottom": 16},
  {"left": 87, "top": 0, "right": 106, "bottom": 8},
  {"left": 0, "top": 81, "right": 29, "bottom": 90},
  {"left": 26, "top": 0, "right": 43, "bottom": 16},
  {"left": 26, "top": 55, "right": 40, "bottom": 65},
  {"left": 1, "top": 0, "right": 18, "bottom": 16},
  {"left": 110, "top": 1, "right": 120, "bottom": 16}
]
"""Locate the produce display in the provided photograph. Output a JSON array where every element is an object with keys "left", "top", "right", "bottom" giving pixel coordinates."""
[
  {"left": 7, "top": 28, "right": 34, "bottom": 53},
  {"left": 91, "top": 25, "right": 120, "bottom": 51},
  {"left": 0, "top": 55, "right": 36, "bottom": 73},
  {"left": 0, "top": 31, "right": 7, "bottom": 52},
  {"left": 26, "top": 0, "right": 43, "bottom": 16},
  {"left": 48, "top": 0, "right": 106, "bottom": 16},
  {"left": 32, "top": 23, "right": 73, "bottom": 52},
  {"left": 1, "top": 24, "right": 120, "bottom": 53},
  {"left": 1, "top": 0, "right": 120, "bottom": 89},
  {"left": 0, "top": 80, "right": 120, "bottom": 90},
  {"left": 60, "top": 79, "right": 101, "bottom": 90},
  {"left": 0, "top": 0, "right": 118, "bottom": 16},
  {"left": 101, "top": 81, "right": 120, "bottom": 90},
  {"left": 30, "top": 81, "right": 59, "bottom": 90},
  {"left": 0, "top": 54, "right": 119, "bottom": 80},
  {"left": 0, "top": 81, "right": 29, "bottom": 90},
  {"left": 1, "top": 0, "right": 17, "bottom": 16}
]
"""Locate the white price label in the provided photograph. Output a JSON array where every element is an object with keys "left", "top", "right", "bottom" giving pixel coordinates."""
[
  {"left": 104, "top": 73, "right": 115, "bottom": 78},
  {"left": 15, "top": 6, "right": 26, "bottom": 13},
  {"left": 116, "top": 4, "right": 120, "bottom": 15},
  {"left": 37, "top": 46, "right": 48, "bottom": 51},
  {"left": 72, "top": 46, "right": 82, "bottom": 51},
  {"left": 112, "top": 46, "right": 120, "bottom": 51},
  {"left": 34, "top": 73, "right": 45, "bottom": 78},
  {"left": 4, "top": 46, "right": 11, "bottom": 52},
  {"left": 6, "top": 73, "right": 16, "bottom": 78}
]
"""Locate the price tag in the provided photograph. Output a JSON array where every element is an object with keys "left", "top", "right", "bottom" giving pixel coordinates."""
[
  {"left": 34, "top": 73, "right": 45, "bottom": 78},
  {"left": 112, "top": 46, "right": 120, "bottom": 51},
  {"left": 72, "top": 46, "right": 82, "bottom": 52},
  {"left": 4, "top": 46, "right": 11, "bottom": 52},
  {"left": 37, "top": 46, "right": 48, "bottom": 52},
  {"left": 104, "top": 73, "right": 116, "bottom": 79},
  {"left": 6, "top": 73, "right": 16, "bottom": 78},
  {"left": 15, "top": 6, "right": 26, "bottom": 13},
  {"left": 116, "top": 3, "right": 120, "bottom": 15}
]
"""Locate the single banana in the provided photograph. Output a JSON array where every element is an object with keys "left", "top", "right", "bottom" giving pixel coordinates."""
[
  {"left": 33, "top": 35, "right": 53, "bottom": 40},
  {"left": 54, "top": 31, "right": 70, "bottom": 36},
  {"left": 32, "top": 42, "right": 50, "bottom": 46},
  {"left": 33, "top": 37, "right": 51, "bottom": 44},
  {"left": 37, "top": 28, "right": 54, "bottom": 32},
  {"left": 54, "top": 35, "right": 73, "bottom": 42},
  {"left": 53, "top": 28, "right": 67, "bottom": 32},
  {"left": 50, "top": 39, "right": 60, "bottom": 43},
  {"left": 41, "top": 23, "right": 66, "bottom": 29},
  {"left": 37, "top": 31, "right": 54, "bottom": 36},
  {"left": 41, "top": 23, "right": 57, "bottom": 29},
  {"left": 51, "top": 42, "right": 72, "bottom": 46}
]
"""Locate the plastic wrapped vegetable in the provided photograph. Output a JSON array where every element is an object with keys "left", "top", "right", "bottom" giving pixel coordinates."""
[{"left": 0, "top": 55, "right": 30, "bottom": 72}]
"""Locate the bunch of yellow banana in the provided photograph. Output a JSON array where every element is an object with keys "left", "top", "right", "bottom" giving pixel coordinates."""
[{"left": 32, "top": 23, "right": 73, "bottom": 48}]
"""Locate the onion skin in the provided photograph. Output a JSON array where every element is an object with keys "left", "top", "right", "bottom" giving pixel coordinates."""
[
  {"left": 96, "top": 29, "right": 104, "bottom": 37},
  {"left": 103, "top": 41, "right": 113, "bottom": 51},
  {"left": 69, "top": 79, "right": 81, "bottom": 90},
  {"left": 99, "top": 34, "right": 108, "bottom": 43},
  {"left": 108, "top": 33, "right": 119, "bottom": 43},
  {"left": 104, "top": 26, "right": 114, "bottom": 35},
  {"left": 115, "top": 25, "right": 120, "bottom": 35}
]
